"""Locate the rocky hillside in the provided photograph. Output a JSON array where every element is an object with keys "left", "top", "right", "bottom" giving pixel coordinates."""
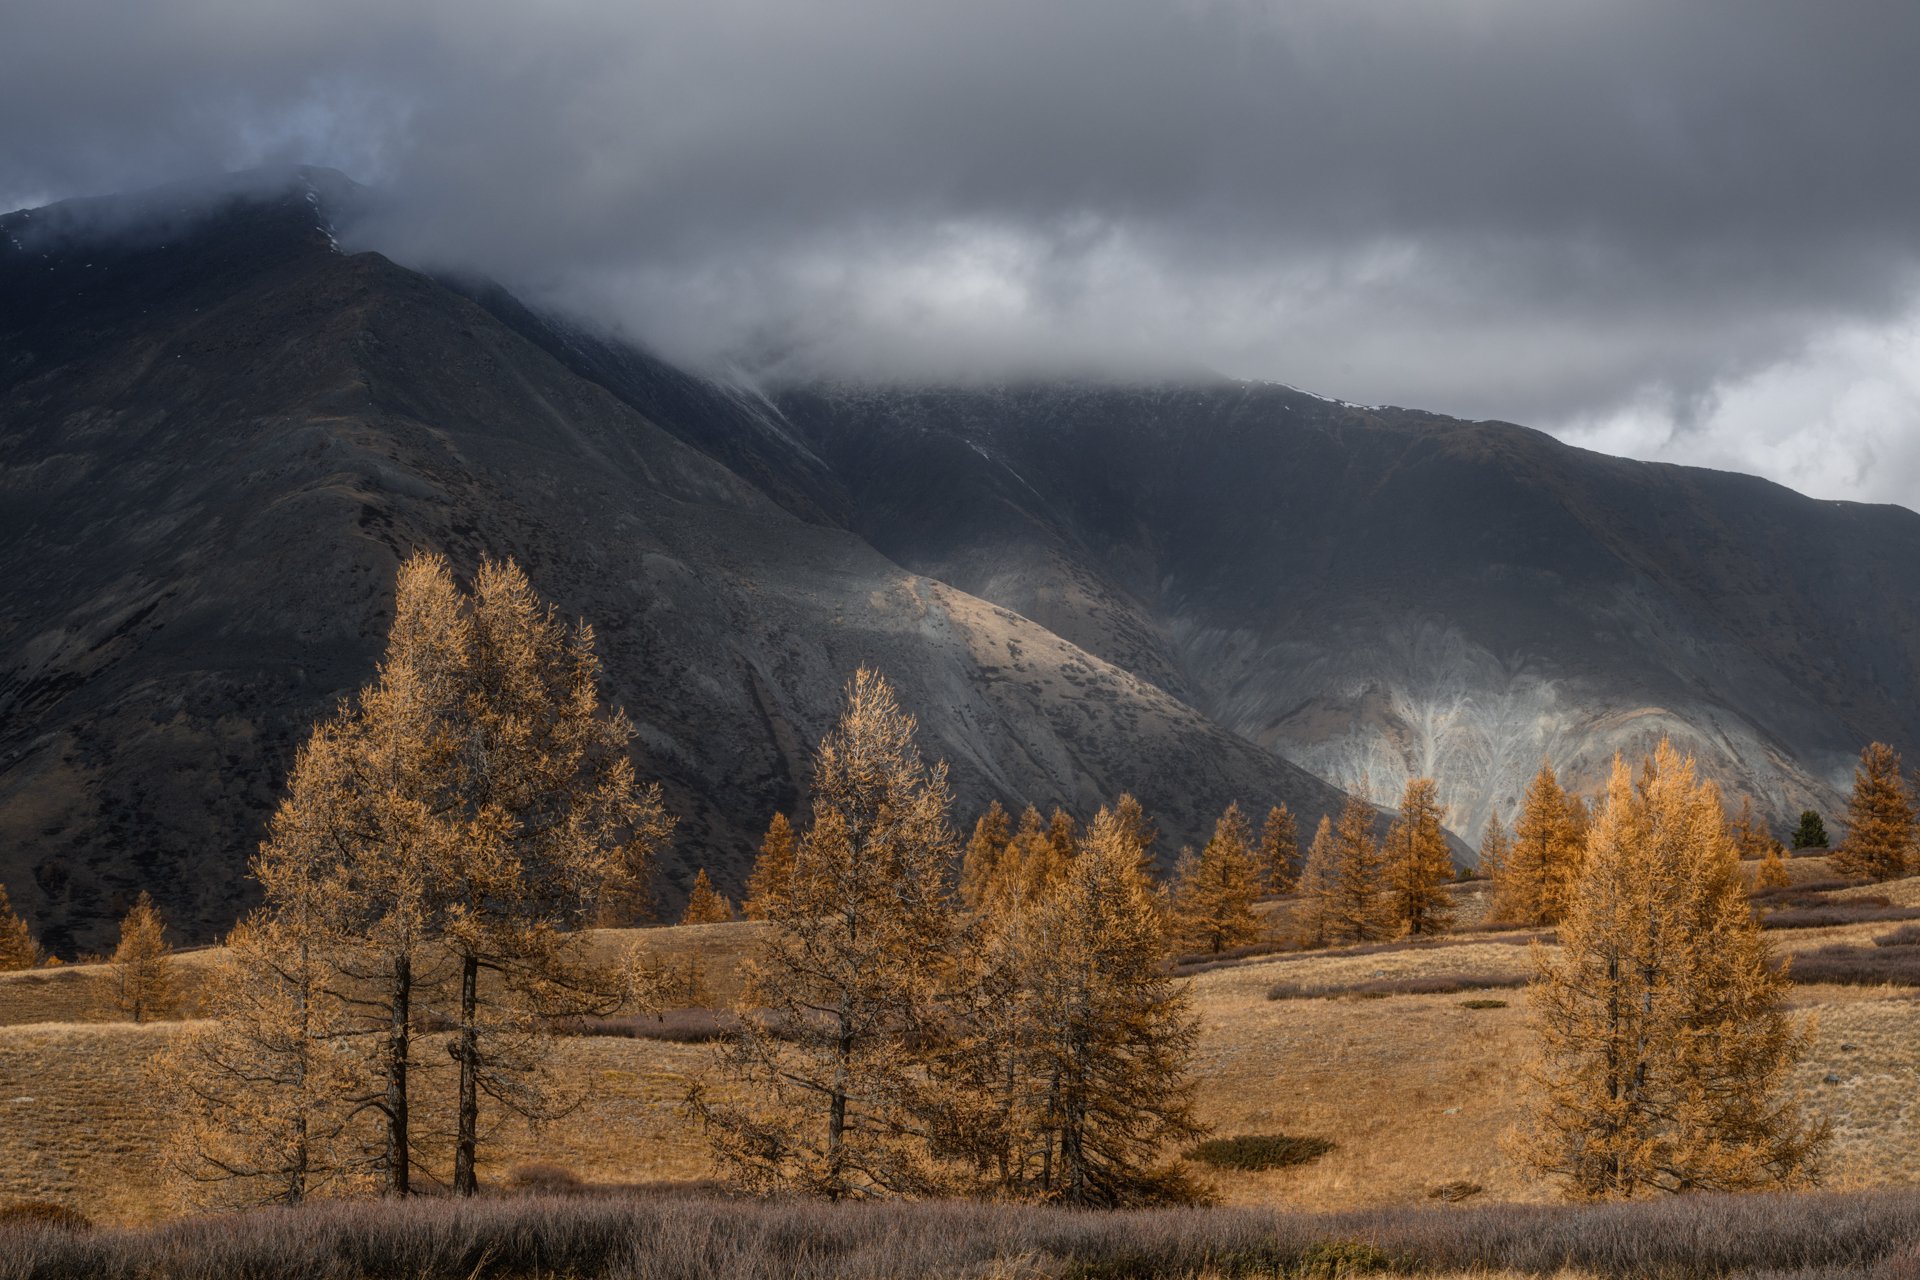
[{"left": 0, "top": 171, "right": 1350, "bottom": 952}]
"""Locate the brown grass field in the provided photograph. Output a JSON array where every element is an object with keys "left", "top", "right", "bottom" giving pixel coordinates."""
[{"left": 3, "top": 862, "right": 1918, "bottom": 1262}]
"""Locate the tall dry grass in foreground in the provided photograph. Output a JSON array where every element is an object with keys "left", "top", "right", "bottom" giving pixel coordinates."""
[{"left": 4, "top": 1188, "right": 1920, "bottom": 1279}]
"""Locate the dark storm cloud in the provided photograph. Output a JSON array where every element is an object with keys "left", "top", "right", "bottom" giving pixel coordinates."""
[{"left": 7, "top": 0, "right": 1920, "bottom": 495}]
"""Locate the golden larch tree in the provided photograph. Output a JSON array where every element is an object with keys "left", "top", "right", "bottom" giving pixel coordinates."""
[
  {"left": 0, "top": 883, "right": 39, "bottom": 971},
  {"left": 1478, "top": 810, "right": 1512, "bottom": 887},
  {"left": 1169, "top": 802, "right": 1263, "bottom": 954},
  {"left": 160, "top": 907, "right": 370, "bottom": 1206},
  {"left": 1018, "top": 804, "right": 1205, "bottom": 1204},
  {"left": 958, "top": 801, "right": 1014, "bottom": 911},
  {"left": 1833, "top": 742, "right": 1915, "bottom": 882},
  {"left": 110, "top": 891, "right": 176, "bottom": 1023},
  {"left": 1755, "top": 843, "right": 1792, "bottom": 892},
  {"left": 1325, "top": 794, "right": 1387, "bottom": 944},
  {"left": 680, "top": 869, "right": 735, "bottom": 924},
  {"left": 1501, "top": 763, "right": 1585, "bottom": 925},
  {"left": 742, "top": 812, "right": 797, "bottom": 920},
  {"left": 1258, "top": 804, "right": 1301, "bottom": 894},
  {"left": 691, "top": 668, "right": 965, "bottom": 1199},
  {"left": 1524, "top": 740, "right": 1827, "bottom": 1198},
  {"left": 1293, "top": 815, "right": 1337, "bottom": 946},
  {"left": 1727, "top": 796, "right": 1775, "bottom": 860},
  {"left": 1384, "top": 777, "right": 1455, "bottom": 936}
]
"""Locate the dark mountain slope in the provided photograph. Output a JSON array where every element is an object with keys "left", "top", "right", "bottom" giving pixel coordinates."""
[
  {"left": 0, "top": 176, "right": 1348, "bottom": 952},
  {"left": 772, "top": 383, "right": 1920, "bottom": 840}
]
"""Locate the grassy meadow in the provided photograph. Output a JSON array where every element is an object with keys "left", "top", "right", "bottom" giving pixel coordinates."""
[{"left": 2, "top": 857, "right": 1918, "bottom": 1275}]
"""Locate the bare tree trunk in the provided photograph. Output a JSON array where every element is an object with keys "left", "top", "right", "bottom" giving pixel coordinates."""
[
  {"left": 385, "top": 952, "right": 412, "bottom": 1197},
  {"left": 453, "top": 953, "right": 480, "bottom": 1196}
]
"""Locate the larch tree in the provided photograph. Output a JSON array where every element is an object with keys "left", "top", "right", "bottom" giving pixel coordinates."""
[
  {"left": 1169, "top": 802, "right": 1263, "bottom": 954},
  {"left": 680, "top": 869, "right": 735, "bottom": 925},
  {"left": 1325, "top": 794, "right": 1386, "bottom": 944},
  {"left": 1833, "top": 742, "right": 1915, "bottom": 882},
  {"left": 160, "top": 908, "right": 369, "bottom": 1207},
  {"left": 742, "top": 812, "right": 798, "bottom": 921},
  {"left": 1258, "top": 804, "right": 1301, "bottom": 895},
  {"left": 1478, "top": 810, "right": 1512, "bottom": 888},
  {"left": 691, "top": 668, "right": 965, "bottom": 1199},
  {"left": 1293, "top": 815, "right": 1337, "bottom": 947},
  {"left": 1501, "top": 764, "right": 1584, "bottom": 925},
  {"left": 424, "top": 556, "right": 669, "bottom": 1196},
  {"left": 1727, "top": 796, "right": 1775, "bottom": 861},
  {"left": 0, "top": 883, "right": 39, "bottom": 971},
  {"left": 110, "top": 891, "right": 176, "bottom": 1023},
  {"left": 1524, "top": 741, "right": 1827, "bottom": 1198},
  {"left": 1385, "top": 777, "right": 1455, "bottom": 936},
  {"left": 1755, "top": 844, "right": 1792, "bottom": 892},
  {"left": 958, "top": 801, "right": 1014, "bottom": 911},
  {"left": 1018, "top": 804, "right": 1205, "bottom": 1205}
]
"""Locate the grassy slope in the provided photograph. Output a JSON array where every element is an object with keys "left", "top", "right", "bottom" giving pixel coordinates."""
[{"left": 2, "top": 870, "right": 1916, "bottom": 1225}]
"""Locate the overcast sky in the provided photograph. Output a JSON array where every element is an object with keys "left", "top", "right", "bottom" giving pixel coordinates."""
[{"left": 7, "top": 1, "right": 1920, "bottom": 504}]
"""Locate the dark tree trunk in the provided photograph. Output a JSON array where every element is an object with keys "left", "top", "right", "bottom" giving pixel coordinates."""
[{"left": 453, "top": 952, "right": 481, "bottom": 1196}]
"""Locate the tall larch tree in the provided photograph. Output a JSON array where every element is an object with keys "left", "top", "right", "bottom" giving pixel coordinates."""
[
  {"left": 1524, "top": 741, "right": 1827, "bottom": 1198},
  {"left": 1293, "top": 816, "right": 1337, "bottom": 946},
  {"left": 110, "top": 891, "right": 176, "bottom": 1023},
  {"left": 0, "top": 884, "right": 39, "bottom": 971},
  {"left": 692, "top": 668, "right": 965, "bottom": 1199},
  {"left": 680, "top": 869, "right": 735, "bottom": 925},
  {"left": 958, "top": 801, "right": 1014, "bottom": 910},
  {"left": 1385, "top": 777, "right": 1455, "bottom": 936},
  {"left": 1478, "top": 810, "right": 1512, "bottom": 887},
  {"left": 1833, "top": 742, "right": 1915, "bottom": 882},
  {"left": 1501, "top": 764, "right": 1584, "bottom": 925},
  {"left": 422, "top": 556, "right": 669, "bottom": 1196},
  {"left": 1169, "top": 802, "right": 1263, "bottom": 954},
  {"left": 160, "top": 893, "right": 369, "bottom": 1206},
  {"left": 742, "top": 812, "right": 797, "bottom": 920},
  {"left": 1258, "top": 804, "right": 1301, "bottom": 894},
  {"left": 1019, "top": 804, "right": 1205, "bottom": 1204},
  {"left": 1727, "top": 796, "right": 1775, "bottom": 861},
  {"left": 1325, "top": 794, "right": 1386, "bottom": 944}
]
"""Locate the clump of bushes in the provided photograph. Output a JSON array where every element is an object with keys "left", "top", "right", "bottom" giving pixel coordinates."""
[
  {"left": 0, "top": 1200, "right": 90, "bottom": 1231},
  {"left": 1458, "top": 999, "right": 1507, "bottom": 1010},
  {"left": 1267, "top": 974, "right": 1527, "bottom": 1001},
  {"left": 549, "top": 1008, "right": 737, "bottom": 1042},
  {"left": 503, "top": 1163, "right": 583, "bottom": 1194},
  {"left": 1760, "top": 902, "right": 1920, "bottom": 930},
  {"left": 1185, "top": 1135, "right": 1335, "bottom": 1172}
]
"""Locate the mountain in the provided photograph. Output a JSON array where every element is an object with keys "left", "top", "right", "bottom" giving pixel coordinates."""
[
  {"left": 0, "top": 171, "right": 1350, "bottom": 952},
  {"left": 7, "top": 169, "right": 1920, "bottom": 951},
  {"left": 767, "top": 383, "right": 1920, "bottom": 844}
]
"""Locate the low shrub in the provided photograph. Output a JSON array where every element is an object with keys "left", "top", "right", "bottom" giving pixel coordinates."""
[
  {"left": 1877, "top": 924, "right": 1920, "bottom": 947},
  {"left": 502, "top": 1163, "right": 582, "bottom": 1194},
  {"left": 1267, "top": 974, "right": 1527, "bottom": 1001},
  {"left": 0, "top": 1201, "right": 90, "bottom": 1232},
  {"left": 1426, "top": 1181, "right": 1483, "bottom": 1202},
  {"left": 1457, "top": 999, "right": 1507, "bottom": 1010},
  {"left": 1185, "top": 1135, "right": 1336, "bottom": 1172},
  {"left": 550, "top": 1008, "right": 737, "bottom": 1042},
  {"left": 1760, "top": 903, "right": 1920, "bottom": 930},
  {"left": 1785, "top": 943, "right": 1920, "bottom": 986}
]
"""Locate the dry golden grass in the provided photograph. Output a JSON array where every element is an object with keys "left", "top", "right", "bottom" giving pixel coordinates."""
[{"left": 4, "top": 897, "right": 1919, "bottom": 1228}]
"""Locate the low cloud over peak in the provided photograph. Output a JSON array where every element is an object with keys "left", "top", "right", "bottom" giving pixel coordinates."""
[{"left": 9, "top": 0, "right": 1920, "bottom": 503}]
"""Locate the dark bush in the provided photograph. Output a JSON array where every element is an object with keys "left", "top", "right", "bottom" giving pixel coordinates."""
[
  {"left": 1877, "top": 924, "right": 1920, "bottom": 948},
  {"left": 1185, "top": 1135, "right": 1336, "bottom": 1171},
  {"left": 1761, "top": 903, "right": 1920, "bottom": 930},
  {"left": 1458, "top": 999, "right": 1508, "bottom": 1010},
  {"left": 0, "top": 1201, "right": 90, "bottom": 1232},
  {"left": 550, "top": 1008, "right": 737, "bottom": 1042},
  {"left": 1785, "top": 943, "right": 1920, "bottom": 986},
  {"left": 1267, "top": 973, "right": 1528, "bottom": 1001}
]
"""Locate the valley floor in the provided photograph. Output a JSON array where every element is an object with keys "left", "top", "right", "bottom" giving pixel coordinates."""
[{"left": 1, "top": 865, "right": 1916, "bottom": 1229}]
